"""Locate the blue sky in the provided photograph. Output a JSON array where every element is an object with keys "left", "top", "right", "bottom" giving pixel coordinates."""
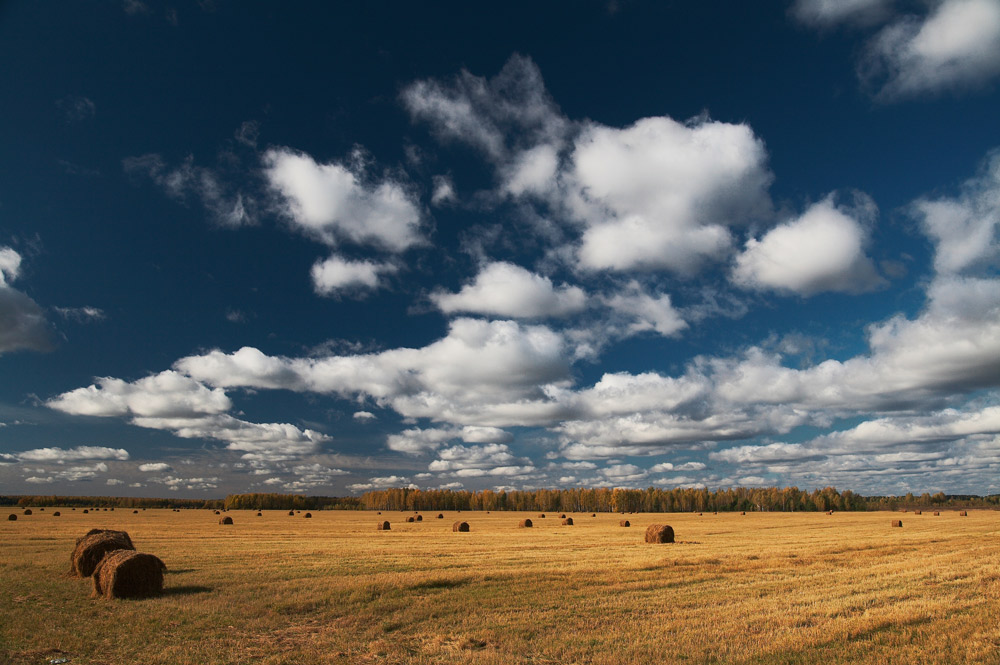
[{"left": 2, "top": 0, "right": 1000, "bottom": 497}]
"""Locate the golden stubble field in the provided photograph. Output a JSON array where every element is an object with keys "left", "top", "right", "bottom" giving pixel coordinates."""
[{"left": 2, "top": 508, "right": 999, "bottom": 665}]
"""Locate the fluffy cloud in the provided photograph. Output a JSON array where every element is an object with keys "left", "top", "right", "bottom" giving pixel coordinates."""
[
  {"left": 732, "top": 195, "right": 884, "bottom": 295},
  {"left": 431, "top": 261, "right": 586, "bottom": 318},
  {"left": 310, "top": 255, "right": 397, "bottom": 295},
  {"left": 568, "top": 116, "right": 773, "bottom": 274},
  {"left": 262, "top": 147, "right": 422, "bottom": 252},
  {"left": 123, "top": 153, "right": 254, "bottom": 227},
  {"left": 911, "top": 148, "right": 1000, "bottom": 275},
  {"left": 14, "top": 446, "right": 130, "bottom": 463},
  {"left": 428, "top": 443, "right": 533, "bottom": 477},
  {"left": 402, "top": 54, "right": 567, "bottom": 163},
  {"left": 138, "top": 462, "right": 171, "bottom": 472},
  {"left": 602, "top": 282, "right": 688, "bottom": 337},
  {"left": 47, "top": 370, "right": 231, "bottom": 418},
  {"left": 176, "top": 318, "right": 573, "bottom": 427},
  {"left": 0, "top": 247, "right": 51, "bottom": 355},
  {"left": 865, "top": 0, "right": 1000, "bottom": 98},
  {"left": 791, "top": 0, "right": 893, "bottom": 27}
]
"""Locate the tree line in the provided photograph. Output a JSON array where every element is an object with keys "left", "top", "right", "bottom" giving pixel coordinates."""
[{"left": 5, "top": 488, "right": 998, "bottom": 512}]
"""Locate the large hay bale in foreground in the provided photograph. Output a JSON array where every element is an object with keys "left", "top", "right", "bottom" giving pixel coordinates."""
[
  {"left": 7, "top": 514, "right": 15, "bottom": 521},
  {"left": 519, "top": 519, "right": 533, "bottom": 528},
  {"left": 562, "top": 518, "right": 574, "bottom": 525},
  {"left": 453, "top": 521, "right": 470, "bottom": 532},
  {"left": 620, "top": 520, "right": 630, "bottom": 527},
  {"left": 219, "top": 516, "right": 233, "bottom": 525},
  {"left": 71, "top": 530, "right": 135, "bottom": 577},
  {"left": 377, "top": 521, "right": 390, "bottom": 531},
  {"left": 645, "top": 524, "right": 674, "bottom": 544},
  {"left": 93, "top": 550, "right": 165, "bottom": 599},
  {"left": 892, "top": 520, "right": 902, "bottom": 528},
  {"left": 23, "top": 509, "right": 32, "bottom": 515}
]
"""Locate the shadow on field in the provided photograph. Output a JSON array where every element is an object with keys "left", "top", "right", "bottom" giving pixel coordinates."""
[
  {"left": 163, "top": 585, "right": 213, "bottom": 596},
  {"left": 165, "top": 568, "right": 196, "bottom": 574}
]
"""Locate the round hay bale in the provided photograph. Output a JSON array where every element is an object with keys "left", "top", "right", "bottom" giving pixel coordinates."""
[
  {"left": 219, "top": 516, "right": 234, "bottom": 525},
  {"left": 591, "top": 513, "right": 597, "bottom": 517},
  {"left": 741, "top": 511, "right": 746, "bottom": 515},
  {"left": 620, "top": 520, "right": 630, "bottom": 527},
  {"left": 377, "top": 511, "right": 382, "bottom": 515},
  {"left": 71, "top": 530, "right": 136, "bottom": 577},
  {"left": 377, "top": 521, "right": 390, "bottom": 530},
  {"left": 7, "top": 514, "right": 15, "bottom": 521},
  {"left": 645, "top": 524, "right": 674, "bottom": 544},
  {"left": 959, "top": 510, "right": 968, "bottom": 516},
  {"left": 93, "top": 550, "right": 164, "bottom": 599},
  {"left": 519, "top": 519, "right": 533, "bottom": 528},
  {"left": 914, "top": 510, "right": 922, "bottom": 515},
  {"left": 53, "top": 511, "right": 61, "bottom": 517},
  {"left": 892, "top": 519, "right": 902, "bottom": 528},
  {"left": 23, "top": 509, "right": 32, "bottom": 515},
  {"left": 304, "top": 513, "right": 312, "bottom": 519},
  {"left": 406, "top": 516, "right": 415, "bottom": 523},
  {"left": 436, "top": 514, "right": 444, "bottom": 519},
  {"left": 39, "top": 508, "right": 44, "bottom": 511},
  {"left": 82, "top": 509, "right": 89, "bottom": 514},
  {"left": 562, "top": 517, "right": 573, "bottom": 525},
  {"left": 453, "top": 521, "right": 470, "bottom": 532},
  {"left": 109, "top": 508, "right": 114, "bottom": 512},
  {"left": 214, "top": 510, "right": 221, "bottom": 515},
  {"left": 257, "top": 512, "right": 262, "bottom": 517},
  {"left": 415, "top": 515, "right": 423, "bottom": 522},
  {"left": 559, "top": 514, "right": 566, "bottom": 518},
  {"left": 133, "top": 510, "right": 139, "bottom": 514},
  {"left": 539, "top": 514, "right": 545, "bottom": 518},
  {"left": 288, "top": 510, "right": 295, "bottom": 516},
  {"left": 933, "top": 511, "right": 940, "bottom": 516}
]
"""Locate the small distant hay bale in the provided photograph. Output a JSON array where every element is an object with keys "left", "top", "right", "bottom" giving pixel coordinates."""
[
  {"left": 406, "top": 516, "right": 415, "bottom": 523},
  {"left": 892, "top": 520, "right": 902, "bottom": 528},
  {"left": 40, "top": 508, "right": 45, "bottom": 511},
  {"left": 83, "top": 509, "right": 89, "bottom": 514},
  {"left": 304, "top": 513, "right": 312, "bottom": 519},
  {"left": 256, "top": 512, "right": 262, "bottom": 517},
  {"left": 827, "top": 511, "right": 833, "bottom": 515},
  {"left": 109, "top": 508, "right": 114, "bottom": 512},
  {"left": 645, "top": 524, "right": 674, "bottom": 544},
  {"left": 539, "top": 514, "right": 545, "bottom": 518},
  {"left": 933, "top": 511, "right": 940, "bottom": 516},
  {"left": 562, "top": 517, "right": 573, "bottom": 525},
  {"left": 591, "top": 513, "right": 597, "bottom": 517},
  {"left": 519, "top": 518, "right": 533, "bottom": 528},
  {"left": 92, "top": 550, "right": 164, "bottom": 599},
  {"left": 436, "top": 514, "right": 444, "bottom": 519},
  {"left": 740, "top": 511, "right": 746, "bottom": 515},
  {"left": 959, "top": 510, "right": 968, "bottom": 516},
  {"left": 620, "top": 520, "right": 630, "bottom": 527},
  {"left": 53, "top": 511, "right": 61, "bottom": 517},
  {"left": 559, "top": 514, "right": 566, "bottom": 518},
  {"left": 453, "top": 521, "right": 470, "bottom": 532},
  {"left": 219, "top": 516, "right": 234, "bottom": 525},
  {"left": 7, "top": 514, "right": 15, "bottom": 521},
  {"left": 914, "top": 510, "right": 922, "bottom": 515},
  {"left": 697, "top": 512, "right": 703, "bottom": 516},
  {"left": 415, "top": 515, "right": 423, "bottom": 522},
  {"left": 71, "top": 530, "right": 135, "bottom": 577},
  {"left": 377, "top": 521, "right": 390, "bottom": 531},
  {"left": 23, "top": 509, "right": 32, "bottom": 515},
  {"left": 377, "top": 511, "right": 382, "bottom": 515},
  {"left": 133, "top": 510, "right": 139, "bottom": 514},
  {"left": 288, "top": 510, "right": 295, "bottom": 516}
]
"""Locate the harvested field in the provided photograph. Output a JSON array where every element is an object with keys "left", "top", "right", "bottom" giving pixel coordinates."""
[{"left": 1, "top": 510, "right": 999, "bottom": 664}]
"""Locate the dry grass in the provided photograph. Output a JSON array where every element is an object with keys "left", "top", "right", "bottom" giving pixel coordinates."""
[{"left": 2, "top": 509, "right": 999, "bottom": 664}]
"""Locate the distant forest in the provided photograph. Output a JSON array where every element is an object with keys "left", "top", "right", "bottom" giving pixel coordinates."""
[{"left": 4, "top": 487, "right": 1000, "bottom": 512}]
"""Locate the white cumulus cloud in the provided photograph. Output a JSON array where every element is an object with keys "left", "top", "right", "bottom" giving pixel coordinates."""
[{"left": 432, "top": 261, "right": 586, "bottom": 318}]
